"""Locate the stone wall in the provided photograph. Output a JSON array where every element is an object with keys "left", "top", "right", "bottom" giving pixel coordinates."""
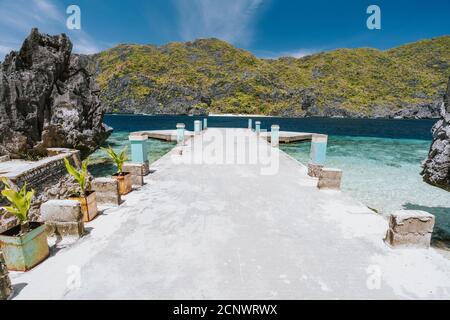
[{"left": 0, "top": 148, "right": 85, "bottom": 233}]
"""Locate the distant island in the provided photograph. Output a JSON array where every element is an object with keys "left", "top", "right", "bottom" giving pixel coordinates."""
[{"left": 90, "top": 36, "right": 450, "bottom": 119}]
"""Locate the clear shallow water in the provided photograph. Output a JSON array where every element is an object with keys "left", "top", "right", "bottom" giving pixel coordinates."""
[
  {"left": 88, "top": 131, "right": 175, "bottom": 177},
  {"left": 98, "top": 115, "right": 450, "bottom": 244}
]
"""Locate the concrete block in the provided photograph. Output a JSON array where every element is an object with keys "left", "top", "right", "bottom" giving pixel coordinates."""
[
  {"left": 45, "top": 222, "right": 84, "bottom": 238},
  {"left": 40, "top": 200, "right": 83, "bottom": 222},
  {"left": 307, "top": 163, "right": 323, "bottom": 178},
  {"left": 40, "top": 200, "right": 84, "bottom": 238},
  {"left": 385, "top": 210, "right": 435, "bottom": 249},
  {"left": 91, "top": 177, "right": 121, "bottom": 206},
  {"left": 318, "top": 168, "right": 342, "bottom": 190},
  {"left": 123, "top": 161, "right": 150, "bottom": 186}
]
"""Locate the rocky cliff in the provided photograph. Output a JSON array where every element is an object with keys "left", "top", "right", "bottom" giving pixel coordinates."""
[
  {"left": 422, "top": 77, "right": 450, "bottom": 191},
  {"left": 91, "top": 36, "right": 450, "bottom": 118},
  {"left": 0, "top": 28, "right": 111, "bottom": 159}
]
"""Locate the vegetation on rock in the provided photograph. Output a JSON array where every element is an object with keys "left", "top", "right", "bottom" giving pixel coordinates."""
[{"left": 92, "top": 36, "right": 450, "bottom": 118}]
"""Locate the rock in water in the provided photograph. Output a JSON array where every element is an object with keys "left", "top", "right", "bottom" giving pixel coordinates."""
[
  {"left": 421, "top": 77, "right": 450, "bottom": 191},
  {"left": 0, "top": 28, "right": 111, "bottom": 158}
]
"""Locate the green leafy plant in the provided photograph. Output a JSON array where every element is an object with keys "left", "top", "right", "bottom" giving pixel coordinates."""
[
  {"left": 1, "top": 178, "right": 34, "bottom": 234},
  {"left": 64, "top": 158, "right": 89, "bottom": 197},
  {"left": 101, "top": 146, "right": 128, "bottom": 174}
]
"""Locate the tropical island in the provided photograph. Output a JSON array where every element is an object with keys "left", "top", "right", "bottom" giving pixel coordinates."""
[
  {"left": 93, "top": 36, "right": 449, "bottom": 118},
  {"left": 0, "top": 27, "right": 449, "bottom": 301}
]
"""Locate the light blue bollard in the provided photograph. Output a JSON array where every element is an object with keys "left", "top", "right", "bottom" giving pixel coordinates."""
[
  {"left": 203, "top": 118, "right": 208, "bottom": 130},
  {"left": 176, "top": 123, "right": 185, "bottom": 144},
  {"left": 194, "top": 120, "right": 201, "bottom": 135},
  {"left": 271, "top": 125, "right": 280, "bottom": 147},
  {"left": 129, "top": 135, "right": 148, "bottom": 164},
  {"left": 255, "top": 121, "right": 261, "bottom": 135},
  {"left": 248, "top": 119, "right": 252, "bottom": 130},
  {"left": 308, "top": 134, "right": 328, "bottom": 177}
]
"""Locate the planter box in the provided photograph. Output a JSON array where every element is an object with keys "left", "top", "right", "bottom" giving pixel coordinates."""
[
  {"left": 113, "top": 172, "right": 132, "bottom": 195},
  {"left": 69, "top": 191, "right": 98, "bottom": 222},
  {"left": 0, "top": 222, "right": 49, "bottom": 271}
]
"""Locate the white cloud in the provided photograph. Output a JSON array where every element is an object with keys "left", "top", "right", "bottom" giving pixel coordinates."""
[
  {"left": 283, "top": 49, "right": 318, "bottom": 58},
  {"left": 0, "top": 0, "right": 101, "bottom": 60},
  {"left": 172, "top": 0, "right": 266, "bottom": 45},
  {"left": 257, "top": 48, "right": 321, "bottom": 59}
]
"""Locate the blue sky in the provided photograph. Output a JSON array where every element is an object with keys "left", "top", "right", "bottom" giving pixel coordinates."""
[{"left": 0, "top": 0, "right": 449, "bottom": 60}]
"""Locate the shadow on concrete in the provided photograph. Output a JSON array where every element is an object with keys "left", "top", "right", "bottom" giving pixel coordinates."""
[{"left": 9, "top": 282, "right": 27, "bottom": 299}]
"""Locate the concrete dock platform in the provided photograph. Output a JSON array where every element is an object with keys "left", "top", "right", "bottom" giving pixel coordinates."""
[
  {"left": 131, "top": 129, "right": 314, "bottom": 144},
  {"left": 130, "top": 129, "right": 194, "bottom": 142},
  {"left": 9, "top": 128, "right": 450, "bottom": 299}
]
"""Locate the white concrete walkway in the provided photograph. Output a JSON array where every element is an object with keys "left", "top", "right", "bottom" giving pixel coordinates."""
[{"left": 10, "top": 129, "right": 450, "bottom": 299}]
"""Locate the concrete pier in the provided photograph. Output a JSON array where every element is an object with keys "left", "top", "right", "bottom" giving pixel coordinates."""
[{"left": 9, "top": 128, "right": 450, "bottom": 300}]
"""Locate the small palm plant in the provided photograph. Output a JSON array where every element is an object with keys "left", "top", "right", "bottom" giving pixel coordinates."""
[
  {"left": 1, "top": 178, "right": 35, "bottom": 234},
  {"left": 102, "top": 146, "right": 128, "bottom": 174},
  {"left": 64, "top": 158, "right": 89, "bottom": 197}
]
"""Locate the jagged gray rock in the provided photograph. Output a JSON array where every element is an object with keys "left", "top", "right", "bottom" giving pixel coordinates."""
[
  {"left": 421, "top": 77, "right": 450, "bottom": 191},
  {"left": 0, "top": 28, "right": 111, "bottom": 159}
]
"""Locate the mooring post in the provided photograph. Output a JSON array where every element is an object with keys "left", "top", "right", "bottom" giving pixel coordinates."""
[
  {"left": 248, "top": 119, "right": 252, "bottom": 130},
  {"left": 194, "top": 120, "right": 201, "bottom": 135},
  {"left": 308, "top": 134, "right": 328, "bottom": 177},
  {"left": 176, "top": 123, "right": 185, "bottom": 144},
  {"left": 129, "top": 135, "right": 148, "bottom": 164},
  {"left": 203, "top": 118, "right": 208, "bottom": 130},
  {"left": 255, "top": 121, "right": 261, "bottom": 135},
  {"left": 271, "top": 125, "right": 280, "bottom": 147}
]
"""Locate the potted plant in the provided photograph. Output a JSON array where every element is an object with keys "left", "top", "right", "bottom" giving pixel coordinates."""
[
  {"left": 102, "top": 146, "right": 132, "bottom": 195},
  {"left": 0, "top": 178, "right": 49, "bottom": 271},
  {"left": 64, "top": 157, "right": 98, "bottom": 222}
]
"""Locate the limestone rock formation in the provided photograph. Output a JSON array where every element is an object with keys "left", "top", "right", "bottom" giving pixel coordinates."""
[
  {"left": 0, "top": 28, "right": 111, "bottom": 159},
  {"left": 421, "top": 77, "right": 450, "bottom": 191}
]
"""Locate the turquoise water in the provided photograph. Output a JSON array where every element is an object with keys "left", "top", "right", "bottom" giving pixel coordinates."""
[
  {"left": 281, "top": 137, "right": 450, "bottom": 243},
  {"left": 88, "top": 131, "right": 175, "bottom": 177},
  {"left": 97, "top": 115, "right": 450, "bottom": 244}
]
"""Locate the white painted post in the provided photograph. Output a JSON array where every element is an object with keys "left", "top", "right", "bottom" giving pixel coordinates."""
[
  {"left": 271, "top": 125, "right": 280, "bottom": 147},
  {"left": 203, "top": 118, "right": 208, "bottom": 130},
  {"left": 176, "top": 123, "right": 185, "bottom": 144},
  {"left": 248, "top": 119, "right": 252, "bottom": 130},
  {"left": 255, "top": 121, "right": 261, "bottom": 135},
  {"left": 129, "top": 135, "right": 148, "bottom": 164},
  {"left": 194, "top": 120, "right": 201, "bottom": 135},
  {"left": 308, "top": 134, "right": 328, "bottom": 177}
]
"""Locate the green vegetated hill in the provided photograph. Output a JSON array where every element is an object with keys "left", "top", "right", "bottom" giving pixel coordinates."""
[{"left": 92, "top": 36, "right": 450, "bottom": 118}]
